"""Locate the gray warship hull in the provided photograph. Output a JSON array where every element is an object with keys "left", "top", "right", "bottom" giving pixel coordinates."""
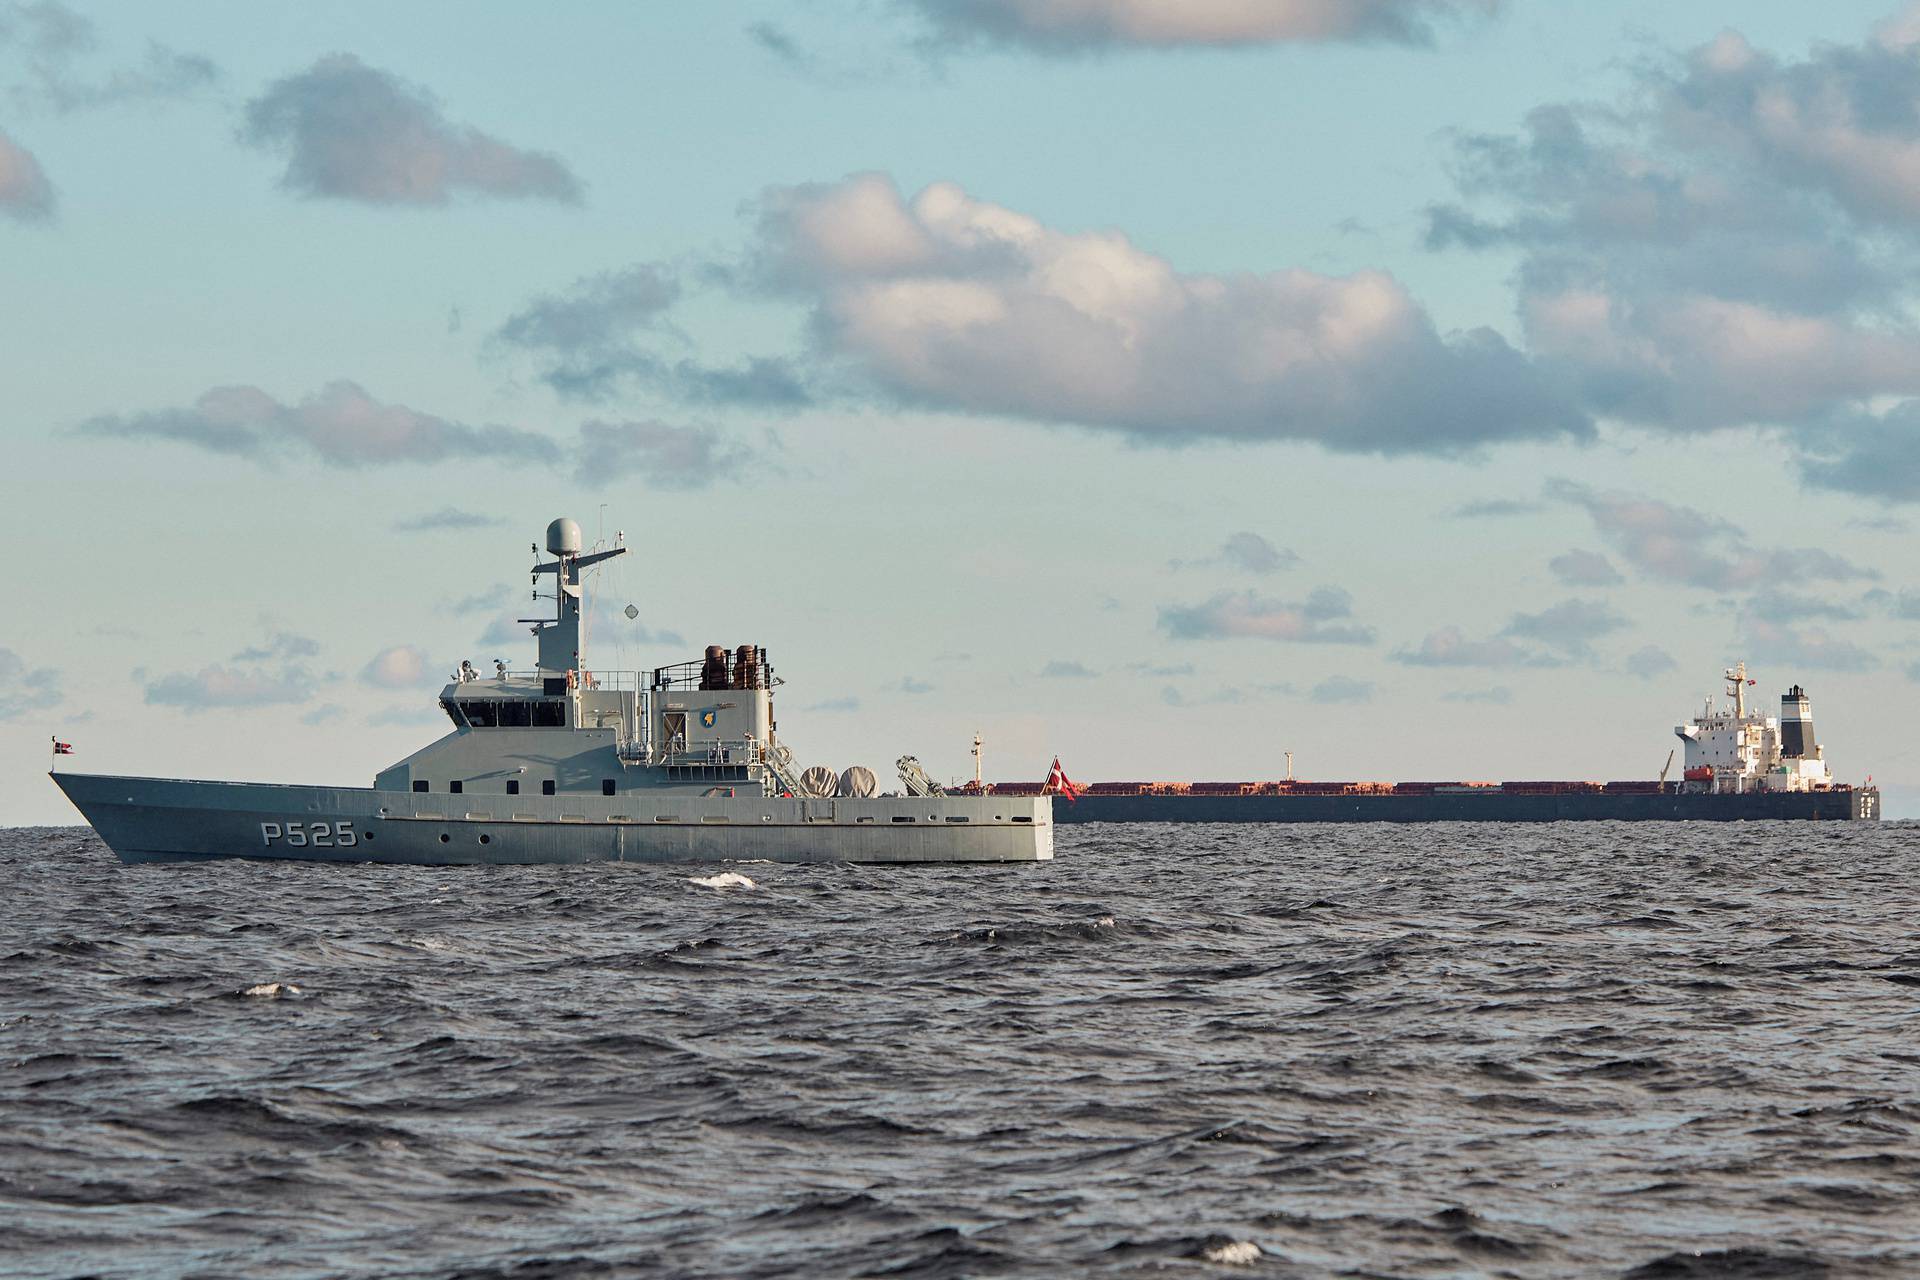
[{"left": 53, "top": 773, "right": 1053, "bottom": 866}]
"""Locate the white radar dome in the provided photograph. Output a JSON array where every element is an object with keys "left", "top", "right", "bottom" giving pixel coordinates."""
[{"left": 546, "top": 518, "right": 583, "bottom": 556}]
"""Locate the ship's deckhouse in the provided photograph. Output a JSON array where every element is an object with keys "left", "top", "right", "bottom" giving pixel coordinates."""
[
  {"left": 373, "top": 518, "right": 805, "bottom": 801},
  {"left": 1674, "top": 663, "right": 1835, "bottom": 795}
]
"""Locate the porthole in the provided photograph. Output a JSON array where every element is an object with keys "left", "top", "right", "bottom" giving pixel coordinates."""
[
  {"left": 479, "top": 834, "right": 491, "bottom": 845},
  {"left": 439, "top": 833, "right": 451, "bottom": 844}
]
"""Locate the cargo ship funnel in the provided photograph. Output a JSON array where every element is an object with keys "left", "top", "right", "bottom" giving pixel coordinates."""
[{"left": 1781, "top": 685, "right": 1817, "bottom": 759}]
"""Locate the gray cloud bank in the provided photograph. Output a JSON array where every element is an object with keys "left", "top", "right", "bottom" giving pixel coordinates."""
[
  {"left": 394, "top": 508, "right": 506, "bottom": 533},
  {"left": 1169, "top": 531, "right": 1299, "bottom": 575},
  {"left": 0, "top": 645, "right": 60, "bottom": 719},
  {"left": 1395, "top": 597, "right": 1624, "bottom": 669},
  {"left": 1549, "top": 480, "right": 1875, "bottom": 590},
  {"left": 901, "top": 0, "right": 1501, "bottom": 51},
  {"left": 78, "top": 381, "right": 559, "bottom": 467},
  {"left": 1159, "top": 585, "right": 1374, "bottom": 643},
  {"left": 1, "top": 1, "right": 216, "bottom": 114},
  {"left": 75, "top": 382, "right": 743, "bottom": 490},
  {"left": 243, "top": 54, "right": 581, "bottom": 205},
  {"left": 493, "top": 263, "right": 810, "bottom": 407},
  {"left": 0, "top": 126, "right": 51, "bottom": 219},
  {"left": 1428, "top": 14, "right": 1920, "bottom": 499}
]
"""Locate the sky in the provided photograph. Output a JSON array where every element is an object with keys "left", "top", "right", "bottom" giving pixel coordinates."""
[{"left": 8, "top": 0, "right": 1920, "bottom": 822}]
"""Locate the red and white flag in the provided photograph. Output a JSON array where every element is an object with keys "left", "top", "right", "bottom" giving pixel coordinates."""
[
  {"left": 1043, "top": 756, "right": 1082, "bottom": 801},
  {"left": 51, "top": 738, "right": 73, "bottom": 755}
]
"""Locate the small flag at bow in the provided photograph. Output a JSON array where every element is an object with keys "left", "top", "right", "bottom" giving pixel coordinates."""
[
  {"left": 1043, "top": 756, "right": 1082, "bottom": 802},
  {"left": 51, "top": 738, "right": 74, "bottom": 755}
]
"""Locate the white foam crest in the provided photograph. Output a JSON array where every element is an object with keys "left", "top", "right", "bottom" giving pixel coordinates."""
[
  {"left": 242, "top": 982, "right": 302, "bottom": 998},
  {"left": 689, "top": 872, "right": 759, "bottom": 890},
  {"left": 1202, "top": 1240, "right": 1260, "bottom": 1265}
]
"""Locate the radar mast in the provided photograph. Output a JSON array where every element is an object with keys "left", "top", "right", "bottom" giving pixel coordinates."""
[{"left": 523, "top": 517, "right": 627, "bottom": 675}]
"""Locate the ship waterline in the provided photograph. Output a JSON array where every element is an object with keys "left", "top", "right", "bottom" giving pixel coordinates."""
[{"left": 54, "top": 774, "right": 1052, "bottom": 866}]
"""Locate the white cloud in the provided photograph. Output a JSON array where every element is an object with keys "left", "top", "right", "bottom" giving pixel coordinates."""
[
  {"left": 901, "top": 0, "right": 1501, "bottom": 50},
  {"left": 361, "top": 645, "right": 431, "bottom": 689},
  {"left": 750, "top": 173, "right": 1586, "bottom": 453},
  {"left": 0, "top": 128, "right": 53, "bottom": 220}
]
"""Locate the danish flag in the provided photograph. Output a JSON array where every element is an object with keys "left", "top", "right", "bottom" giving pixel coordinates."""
[
  {"left": 51, "top": 738, "right": 73, "bottom": 755},
  {"left": 1044, "top": 756, "right": 1082, "bottom": 801}
]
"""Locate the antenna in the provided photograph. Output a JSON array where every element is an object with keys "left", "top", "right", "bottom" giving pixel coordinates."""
[
  {"left": 526, "top": 517, "right": 626, "bottom": 674},
  {"left": 1724, "top": 660, "right": 1751, "bottom": 719},
  {"left": 972, "top": 732, "right": 983, "bottom": 791}
]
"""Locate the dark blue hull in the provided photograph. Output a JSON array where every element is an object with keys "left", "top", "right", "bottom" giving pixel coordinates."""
[{"left": 1052, "top": 789, "right": 1878, "bottom": 823}]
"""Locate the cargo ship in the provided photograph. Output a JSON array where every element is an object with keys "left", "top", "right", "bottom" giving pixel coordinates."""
[{"left": 971, "top": 665, "right": 1879, "bottom": 823}]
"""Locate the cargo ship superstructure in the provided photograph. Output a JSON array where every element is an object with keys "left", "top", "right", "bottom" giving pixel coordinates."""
[
  {"left": 53, "top": 518, "right": 1052, "bottom": 864},
  {"left": 983, "top": 665, "right": 1877, "bottom": 823}
]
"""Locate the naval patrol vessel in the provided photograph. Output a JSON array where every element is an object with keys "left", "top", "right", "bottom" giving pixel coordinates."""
[{"left": 53, "top": 519, "right": 1052, "bottom": 865}]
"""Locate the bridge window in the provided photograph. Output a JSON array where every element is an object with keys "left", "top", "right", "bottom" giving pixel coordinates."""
[
  {"left": 533, "top": 701, "right": 566, "bottom": 728},
  {"left": 460, "top": 701, "right": 498, "bottom": 728},
  {"left": 497, "top": 701, "right": 531, "bottom": 728}
]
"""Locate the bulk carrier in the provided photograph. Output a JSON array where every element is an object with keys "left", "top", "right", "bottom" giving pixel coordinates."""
[{"left": 974, "top": 665, "right": 1878, "bottom": 823}]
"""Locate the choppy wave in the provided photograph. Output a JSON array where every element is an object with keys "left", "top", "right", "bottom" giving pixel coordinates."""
[{"left": 4, "top": 822, "right": 1919, "bottom": 1277}]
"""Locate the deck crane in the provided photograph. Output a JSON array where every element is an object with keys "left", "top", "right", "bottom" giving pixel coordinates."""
[{"left": 896, "top": 755, "right": 947, "bottom": 798}]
